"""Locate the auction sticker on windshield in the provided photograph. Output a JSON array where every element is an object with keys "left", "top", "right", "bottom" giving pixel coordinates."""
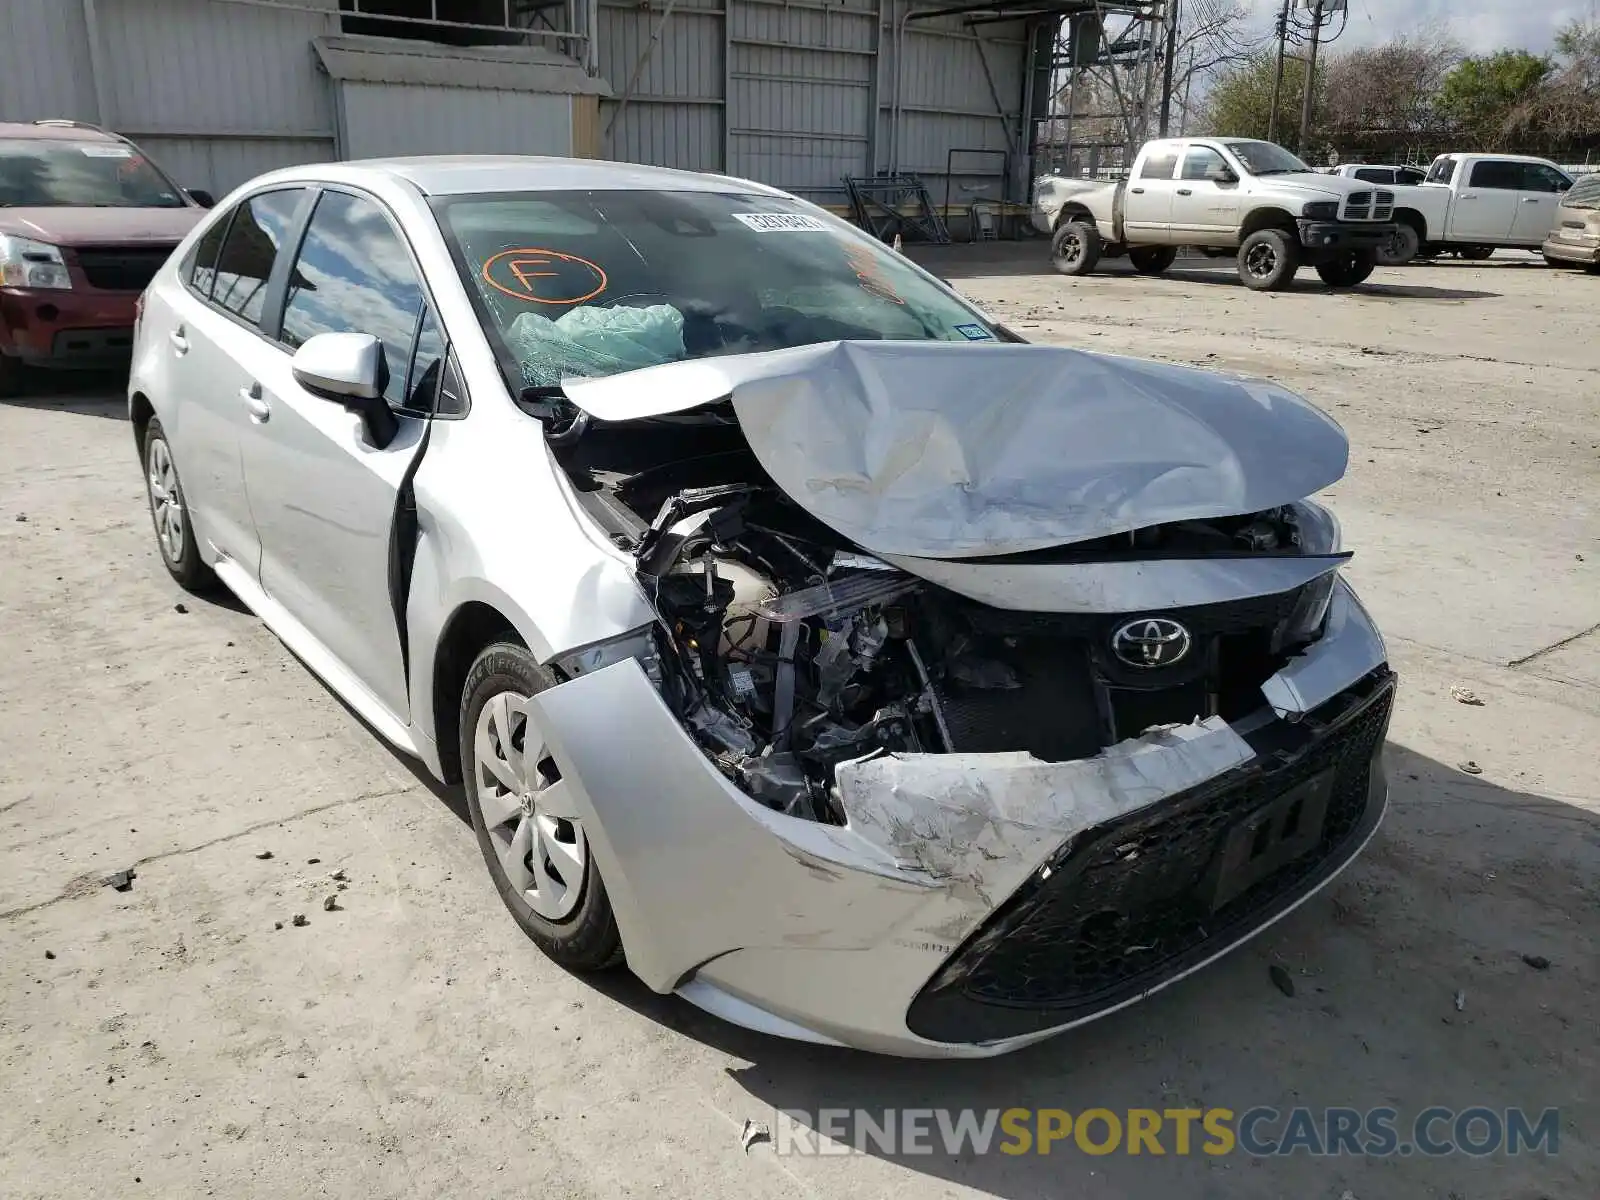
[{"left": 732, "top": 212, "right": 830, "bottom": 233}]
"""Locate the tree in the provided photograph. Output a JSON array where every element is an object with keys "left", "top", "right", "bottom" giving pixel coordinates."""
[
  {"left": 1438, "top": 50, "right": 1552, "bottom": 149},
  {"left": 1503, "top": 15, "right": 1600, "bottom": 151},
  {"left": 1199, "top": 51, "right": 1321, "bottom": 147},
  {"left": 1321, "top": 34, "right": 1461, "bottom": 159}
]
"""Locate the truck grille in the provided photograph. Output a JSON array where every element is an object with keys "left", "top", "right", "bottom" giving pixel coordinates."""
[
  {"left": 905, "top": 671, "right": 1395, "bottom": 1043},
  {"left": 71, "top": 246, "right": 175, "bottom": 292},
  {"left": 1343, "top": 190, "right": 1394, "bottom": 221}
]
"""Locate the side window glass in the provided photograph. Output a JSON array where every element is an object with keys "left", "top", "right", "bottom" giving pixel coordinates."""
[
  {"left": 1398, "top": 168, "right": 1426, "bottom": 186},
  {"left": 1180, "top": 147, "right": 1226, "bottom": 181},
  {"left": 1140, "top": 151, "right": 1179, "bottom": 180},
  {"left": 1426, "top": 158, "right": 1456, "bottom": 184},
  {"left": 405, "top": 305, "right": 445, "bottom": 414},
  {"left": 1521, "top": 164, "right": 1567, "bottom": 193},
  {"left": 189, "top": 210, "right": 233, "bottom": 298},
  {"left": 1469, "top": 160, "right": 1520, "bottom": 190},
  {"left": 1354, "top": 168, "right": 1390, "bottom": 184},
  {"left": 436, "top": 347, "right": 468, "bottom": 418},
  {"left": 210, "top": 189, "right": 304, "bottom": 327},
  {"left": 281, "top": 191, "right": 424, "bottom": 410}
]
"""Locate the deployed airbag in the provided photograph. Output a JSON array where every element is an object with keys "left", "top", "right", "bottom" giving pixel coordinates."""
[{"left": 562, "top": 340, "right": 1348, "bottom": 558}]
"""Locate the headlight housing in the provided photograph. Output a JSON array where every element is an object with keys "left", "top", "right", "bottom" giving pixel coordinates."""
[
  {"left": 0, "top": 234, "right": 72, "bottom": 290},
  {"left": 1302, "top": 201, "right": 1340, "bottom": 221}
]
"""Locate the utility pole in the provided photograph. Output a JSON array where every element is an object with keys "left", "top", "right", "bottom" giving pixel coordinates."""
[
  {"left": 1158, "top": 0, "right": 1180, "bottom": 136},
  {"left": 1297, "top": 0, "right": 1324, "bottom": 155},
  {"left": 1266, "top": 0, "right": 1290, "bottom": 144}
]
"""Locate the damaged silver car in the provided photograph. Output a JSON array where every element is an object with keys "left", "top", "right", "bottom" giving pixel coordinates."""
[{"left": 129, "top": 158, "right": 1394, "bottom": 1058}]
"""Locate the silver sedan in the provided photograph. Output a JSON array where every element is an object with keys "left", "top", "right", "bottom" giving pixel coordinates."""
[{"left": 129, "top": 157, "right": 1394, "bottom": 1057}]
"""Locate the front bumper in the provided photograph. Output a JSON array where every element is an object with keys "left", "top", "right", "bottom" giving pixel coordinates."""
[
  {"left": 529, "top": 580, "right": 1394, "bottom": 1058},
  {"left": 1296, "top": 220, "right": 1398, "bottom": 253},
  {"left": 1541, "top": 234, "right": 1600, "bottom": 265},
  {"left": 0, "top": 286, "right": 137, "bottom": 366}
]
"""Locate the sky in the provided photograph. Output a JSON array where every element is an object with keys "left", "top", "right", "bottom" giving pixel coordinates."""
[{"left": 1241, "top": 0, "right": 1590, "bottom": 54}]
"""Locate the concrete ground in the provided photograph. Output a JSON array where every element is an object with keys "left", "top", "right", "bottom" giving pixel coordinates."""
[{"left": 2, "top": 247, "right": 1595, "bottom": 1199}]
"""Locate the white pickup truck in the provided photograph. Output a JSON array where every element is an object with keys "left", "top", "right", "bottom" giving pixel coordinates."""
[
  {"left": 1373, "top": 153, "right": 1575, "bottom": 263},
  {"left": 1033, "top": 137, "right": 1400, "bottom": 291}
]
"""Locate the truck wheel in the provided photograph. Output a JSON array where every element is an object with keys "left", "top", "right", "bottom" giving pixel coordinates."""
[
  {"left": 1316, "top": 252, "right": 1376, "bottom": 288},
  {"left": 1051, "top": 220, "right": 1102, "bottom": 276},
  {"left": 1376, "top": 224, "right": 1420, "bottom": 266},
  {"left": 1237, "top": 229, "right": 1299, "bottom": 291},
  {"left": 1459, "top": 245, "right": 1494, "bottom": 261},
  {"left": 1128, "top": 246, "right": 1177, "bottom": 275}
]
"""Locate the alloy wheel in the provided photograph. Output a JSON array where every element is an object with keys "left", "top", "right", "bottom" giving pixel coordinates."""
[
  {"left": 473, "top": 690, "right": 588, "bottom": 922},
  {"left": 1057, "top": 233, "right": 1081, "bottom": 265},
  {"left": 146, "top": 436, "right": 186, "bottom": 566},
  {"left": 1245, "top": 242, "right": 1278, "bottom": 279}
]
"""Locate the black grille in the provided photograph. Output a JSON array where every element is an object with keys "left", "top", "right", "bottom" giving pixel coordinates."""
[
  {"left": 72, "top": 245, "right": 175, "bottom": 292},
  {"left": 906, "top": 672, "right": 1394, "bottom": 1043}
]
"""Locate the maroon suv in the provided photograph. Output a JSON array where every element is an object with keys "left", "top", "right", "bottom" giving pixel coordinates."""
[{"left": 0, "top": 120, "right": 209, "bottom": 396}]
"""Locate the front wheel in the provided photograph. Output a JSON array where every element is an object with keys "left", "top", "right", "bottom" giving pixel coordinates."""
[
  {"left": 1376, "top": 224, "right": 1420, "bottom": 266},
  {"left": 1237, "top": 229, "right": 1300, "bottom": 291},
  {"left": 1316, "top": 252, "right": 1376, "bottom": 289},
  {"left": 1459, "top": 245, "right": 1494, "bottom": 261},
  {"left": 1128, "top": 246, "right": 1177, "bottom": 275},
  {"left": 460, "top": 642, "right": 623, "bottom": 971},
  {"left": 1051, "top": 220, "right": 1102, "bottom": 276}
]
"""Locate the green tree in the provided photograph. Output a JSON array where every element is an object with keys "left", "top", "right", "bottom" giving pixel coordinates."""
[
  {"left": 1199, "top": 51, "right": 1321, "bottom": 150},
  {"left": 1438, "top": 50, "right": 1552, "bottom": 148}
]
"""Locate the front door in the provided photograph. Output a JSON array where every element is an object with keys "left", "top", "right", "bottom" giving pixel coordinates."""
[
  {"left": 1511, "top": 163, "right": 1571, "bottom": 244},
  {"left": 240, "top": 188, "right": 437, "bottom": 721},
  {"left": 1170, "top": 144, "right": 1241, "bottom": 245},
  {"left": 1124, "top": 146, "right": 1180, "bottom": 237},
  {"left": 1451, "top": 159, "right": 1522, "bottom": 241}
]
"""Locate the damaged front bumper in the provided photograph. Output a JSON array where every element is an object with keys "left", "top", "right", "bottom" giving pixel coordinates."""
[{"left": 529, "top": 577, "right": 1395, "bottom": 1057}]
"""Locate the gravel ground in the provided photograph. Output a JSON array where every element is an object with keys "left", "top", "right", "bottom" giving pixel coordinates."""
[{"left": 1, "top": 247, "right": 1596, "bottom": 1199}]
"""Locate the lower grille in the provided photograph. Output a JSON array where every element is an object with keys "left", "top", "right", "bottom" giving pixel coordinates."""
[
  {"left": 72, "top": 246, "right": 175, "bottom": 292},
  {"left": 906, "top": 671, "right": 1395, "bottom": 1043}
]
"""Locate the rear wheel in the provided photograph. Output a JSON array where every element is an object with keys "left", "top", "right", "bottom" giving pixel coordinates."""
[
  {"left": 1376, "top": 224, "right": 1420, "bottom": 266},
  {"left": 1051, "top": 220, "right": 1102, "bottom": 276},
  {"left": 1459, "top": 245, "right": 1494, "bottom": 261},
  {"left": 1128, "top": 245, "right": 1177, "bottom": 275},
  {"left": 460, "top": 642, "right": 623, "bottom": 971},
  {"left": 1237, "top": 229, "right": 1300, "bottom": 291},
  {"left": 141, "top": 418, "right": 218, "bottom": 592},
  {"left": 1316, "top": 252, "right": 1376, "bottom": 289}
]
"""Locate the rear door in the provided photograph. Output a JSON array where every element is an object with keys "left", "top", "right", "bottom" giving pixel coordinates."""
[
  {"left": 238, "top": 187, "right": 437, "bottom": 721},
  {"left": 1170, "top": 144, "right": 1241, "bottom": 245},
  {"left": 1510, "top": 163, "right": 1572, "bottom": 243},
  {"left": 1451, "top": 159, "right": 1522, "bottom": 241},
  {"left": 161, "top": 187, "right": 309, "bottom": 575},
  {"left": 1124, "top": 146, "right": 1180, "bottom": 238}
]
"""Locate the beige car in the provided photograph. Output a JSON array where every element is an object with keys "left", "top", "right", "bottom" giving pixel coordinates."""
[{"left": 1542, "top": 173, "right": 1600, "bottom": 270}]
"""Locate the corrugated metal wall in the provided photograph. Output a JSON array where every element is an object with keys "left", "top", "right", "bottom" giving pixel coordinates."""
[
  {"left": 339, "top": 84, "right": 575, "bottom": 158},
  {"left": 596, "top": 0, "right": 1031, "bottom": 208},
  {"left": 0, "top": 1, "right": 98, "bottom": 123}
]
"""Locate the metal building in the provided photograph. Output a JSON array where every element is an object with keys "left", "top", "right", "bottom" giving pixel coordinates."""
[{"left": 0, "top": 0, "right": 1046, "bottom": 221}]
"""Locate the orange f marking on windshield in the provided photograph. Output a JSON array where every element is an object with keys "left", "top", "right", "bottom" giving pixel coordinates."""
[{"left": 482, "top": 248, "right": 608, "bottom": 305}]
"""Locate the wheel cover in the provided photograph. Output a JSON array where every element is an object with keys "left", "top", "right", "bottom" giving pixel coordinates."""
[
  {"left": 1245, "top": 242, "right": 1277, "bottom": 278},
  {"left": 474, "top": 690, "right": 588, "bottom": 922},
  {"left": 146, "top": 436, "right": 185, "bottom": 566}
]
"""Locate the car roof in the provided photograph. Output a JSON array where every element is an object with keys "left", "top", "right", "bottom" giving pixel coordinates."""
[
  {"left": 0, "top": 120, "right": 122, "bottom": 142},
  {"left": 250, "top": 155, "right": 792, "bottom": 198},
  {"left": 1433, "top": 152, "right": 1558, "bottom": 164}
]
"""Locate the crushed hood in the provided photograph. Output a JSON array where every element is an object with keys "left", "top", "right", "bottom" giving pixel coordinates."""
[{"left": 562, "top": 340, "right": 1348, "bottom": 559}]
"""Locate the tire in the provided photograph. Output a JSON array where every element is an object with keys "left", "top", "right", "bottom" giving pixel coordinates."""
[
  {"left": 1051, "top": 219, "right": 1102, "bottom": 276},
  {"left": 141, "top": 417, "right": 218, "bottom": 593},
  {"left": 1128, "top": 245, "right": 1177, "bottom": 275},
  {"left": 1237, "top": 228, "right": 1300, "bottom": 291},
  {"left": 1316, "top": 252, "right": 1377, "bottom": 289},
  {"left": 1376, "top": 223, "right": 1420, "bottom": 266},
  {"left": 460, "top": 642, "right": 623, "bottom": 971},
  {"left": 1459, "top": 245, "right": 1494, "bottom": 261},
  {"left": 0, "top": 353, "right": 23, "bottom": 399}
]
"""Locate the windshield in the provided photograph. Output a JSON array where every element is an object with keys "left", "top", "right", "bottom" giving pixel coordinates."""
[
  {"left": 434, "top": 190, "right": 1000, "bottom": 391},
  {"left": 1227, "top": 141, "right": 1312, "bottom": 176},
  {"left": 0, "top": 139, "right": 186, "bottom": 208}
]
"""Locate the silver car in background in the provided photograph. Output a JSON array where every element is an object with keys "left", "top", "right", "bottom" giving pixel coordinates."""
[{"left": 129, "top": 157, "right": 1394, "bottom": 1057}]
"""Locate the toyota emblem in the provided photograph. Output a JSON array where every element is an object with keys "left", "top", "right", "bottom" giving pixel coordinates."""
[{"left": 1111, "top": 617, "right": 1193, "bottom": 669}]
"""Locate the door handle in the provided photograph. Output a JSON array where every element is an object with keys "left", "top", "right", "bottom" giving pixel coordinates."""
[
  {"left": 1521, "top": 196, "right": 1542, "bottom": 203},
  {"left": 168, "top": 327, "right": 188, "bottom": 355},
  {"left": 1176, "top": 188, "right": 1193, "bottom": 196},
  {"left": 1460, "top": 193, "right": 1477, "bottom": 199},
  {"left": 240, "top": 382, "right": 271, "bottom": 424},
  {"left": 1130, "top": 186, "right": 1145, "bottom": 194}
]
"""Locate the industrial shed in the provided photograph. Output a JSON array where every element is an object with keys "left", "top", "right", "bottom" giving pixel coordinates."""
[{"left": 0, "top": 0, "right": 1054, "bottom": 223}]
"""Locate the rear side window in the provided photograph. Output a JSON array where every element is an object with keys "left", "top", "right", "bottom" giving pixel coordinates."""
[
  {"left": 188, "top": 211, "right": 232, "bottom": 298},
  {"left": 210, "top": 189, "right": 305, "bottom": 327},
  {"left": 1469, "top": 160, "right": 1523, "bottom": 190},
  {"left": 281, "top": 190, "right": 425, "bottom": 411},
  {"left": 1353, "top": 168, "right": 1393, "bottom": 184},
  {"left": 1140, "top": 151, "right": 1180, "bottom": 180}
]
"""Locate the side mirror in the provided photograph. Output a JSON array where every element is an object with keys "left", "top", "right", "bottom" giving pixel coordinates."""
[
  {"left": 291, "top": 332, "right": 399, "bottom": 448},
  {"left": 187, "top": 188, "right": 215, "bottom": 208},
  {"left": 1206, "top": 164, "right": 1238, "bottom": 184}
]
